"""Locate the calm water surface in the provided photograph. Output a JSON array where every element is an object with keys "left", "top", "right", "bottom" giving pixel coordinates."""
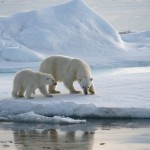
[{"left": 0, "top": 119, "right": 150, "bottom": 150}]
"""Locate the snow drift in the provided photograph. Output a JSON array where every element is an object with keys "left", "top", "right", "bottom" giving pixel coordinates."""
[
  {"left": 0, "top": 0, "right": 123, "bottom": 64},
  {"left": 0, "top": 0, "right": 150, "bottom": 70}
]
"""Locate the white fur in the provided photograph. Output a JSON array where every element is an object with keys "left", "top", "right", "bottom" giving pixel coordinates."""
[
  {"left": 39, "top": 55, "right": 95, "bottom": 95},
  {"left": 12, "top": 69, "right": 56, "bottom": 99}
]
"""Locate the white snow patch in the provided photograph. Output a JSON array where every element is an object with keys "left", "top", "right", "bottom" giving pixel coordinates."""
[
  {"left": 0, "top": 0, "right": 123, "bottom": 64},
  {"left": 1, "top": 47, "right": 41, "bottom": 62}
]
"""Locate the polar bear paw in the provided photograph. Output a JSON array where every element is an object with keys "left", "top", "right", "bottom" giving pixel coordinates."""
[
  {"left": 70, "top": 90, "right": 82, "bottom": 94},
  {"left": 49, "top": 90, "right": 61, "bottom": 94},
  {"left": 45, "top": 94, "right": 53, "bottom": 97}
]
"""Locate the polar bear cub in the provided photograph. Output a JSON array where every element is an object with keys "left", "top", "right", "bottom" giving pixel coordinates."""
[
  {"left": 39, "top": 55, "right": 95, "bottom": 95},
  {"left": 12, "top": 69, "right": 57, "bottom": 99}
]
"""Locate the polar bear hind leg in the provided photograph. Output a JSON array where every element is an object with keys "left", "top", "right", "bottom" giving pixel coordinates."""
[
  {"left": 18, "top": 87, "right": 25, "bottom": 97},
  {"left": 12, "top": 84, "right": 20, "bottom": 98}
]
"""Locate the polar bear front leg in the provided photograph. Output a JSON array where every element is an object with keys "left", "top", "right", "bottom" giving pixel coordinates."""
[
  {"left": 89, "top": 83, "right": 95, "bottom": 94},
  {"left": 64, "top": 79, "right": 81, "bottom": 94},
  {"left": 39, "top": 86, "right": 53, "bottom": 97},
  {"left": 49, "top": 84, "right": 61, "bottom": 94}
]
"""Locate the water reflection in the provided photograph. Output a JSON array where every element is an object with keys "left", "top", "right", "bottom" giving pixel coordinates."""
[
  {"left": 1, "top": 119, "right": 146, "bottom": 150},
  {"left": 0, "top": 119, "right": 150, "bottom": 150},
  {"left": 13, "top": 129, "right": 94, "bottom": 150}
]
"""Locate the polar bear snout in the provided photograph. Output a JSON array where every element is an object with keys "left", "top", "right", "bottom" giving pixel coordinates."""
[
  {"left": 50, "top": 79, "right": 57, "bottom": 85},
  {"left": 83, "top": 87, "right": 88, "bottom": 95},
  {"left": 84, "top": 91, "right": 88, "bottom": 95}
]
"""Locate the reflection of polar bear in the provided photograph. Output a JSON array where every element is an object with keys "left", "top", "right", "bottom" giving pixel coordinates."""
[
  {"left": 12, "top": 69, "right": 57, "bottom": 99},
  {"left": 39, "top": 55, "right": 95, "bottom": 95}
]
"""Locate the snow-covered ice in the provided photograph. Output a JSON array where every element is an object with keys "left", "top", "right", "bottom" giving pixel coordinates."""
[
  {"left": 0, "top": 0, "right": 150, "bottom": 123},
  {"left": 0, "top": 67, "right": 150, "bottom": 122}
]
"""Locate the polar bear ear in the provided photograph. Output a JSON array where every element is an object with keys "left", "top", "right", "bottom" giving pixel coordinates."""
[{"left": 90, "top": 78, "right": 93, "bottom": 81}]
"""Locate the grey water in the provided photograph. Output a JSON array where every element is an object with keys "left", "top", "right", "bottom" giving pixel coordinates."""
[
  {"left": 0, "top": 119, "right": 150, "bottom": 150},
  {"left": 0, "top": 0, "right": 149, "bottom": 32}
]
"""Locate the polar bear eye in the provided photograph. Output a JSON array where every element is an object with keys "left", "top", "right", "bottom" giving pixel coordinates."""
[
  {"left": 90, "top": 78, "right": 93, "bottom": 81},
  {"left": 47, "top": 78, "right": 49, "bottom": 80}
]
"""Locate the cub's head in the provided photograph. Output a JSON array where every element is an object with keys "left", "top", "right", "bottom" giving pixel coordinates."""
[
  {"left": 41, "top": 73, "right": 57, "bottom": 85},
  {"left": 78, "top": 77, "right": 93, "bottom": 95}
]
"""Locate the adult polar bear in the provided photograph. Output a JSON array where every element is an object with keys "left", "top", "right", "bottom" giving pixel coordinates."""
[{"left": 39, "top": 55, "right": 95, "bottom": 95}]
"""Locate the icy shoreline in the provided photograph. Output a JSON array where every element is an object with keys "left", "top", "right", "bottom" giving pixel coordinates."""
[{"left": 1, "top": 67, "right": 150, "bottom": 122}]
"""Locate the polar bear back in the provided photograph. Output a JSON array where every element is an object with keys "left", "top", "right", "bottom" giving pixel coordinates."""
[
  {"left": 40, "top": 56, "right": 71, "bottom": 81},
  {"left": 13, "top": 69, "right": 38, "bottom": 88},
  {"left": 39, "top": 56, "right": 91, "bottom": 81}
]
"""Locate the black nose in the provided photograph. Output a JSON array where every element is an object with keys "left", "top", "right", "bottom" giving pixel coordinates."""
[
  {"left": 53, "top": 82, "right": 57, "bottom": 85},
  {"left": 84, "top": 92, "right": 88, "bottom": 95}
]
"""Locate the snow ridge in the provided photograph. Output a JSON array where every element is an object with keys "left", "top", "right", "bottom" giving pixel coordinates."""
[{"left": 0, "top": 0, "right": 123, "bottom": 63}]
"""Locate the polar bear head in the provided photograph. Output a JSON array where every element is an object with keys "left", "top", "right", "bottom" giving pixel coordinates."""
[
  {"left": 38, "top": 72, "right": 57, "bottom": 85},
  {"left": 78, "top": 77, "right": 93, "bottom": 95}
]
